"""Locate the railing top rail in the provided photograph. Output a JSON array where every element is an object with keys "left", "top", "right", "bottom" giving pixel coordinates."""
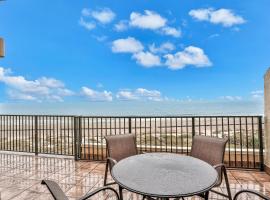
[{"left": 0, "top": 114, "right": 263, "bottom": 118}]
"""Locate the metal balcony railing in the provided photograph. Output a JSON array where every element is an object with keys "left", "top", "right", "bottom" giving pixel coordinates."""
[{"left": 0, "top": 115, "right": 264, "bottom": 170}]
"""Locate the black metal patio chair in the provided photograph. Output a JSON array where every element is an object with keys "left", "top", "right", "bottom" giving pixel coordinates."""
[
  {"left": 233, "top": 189, "right": 270, "bottom": 200},
  {"left": 190, "top": 135, "right": 232, "bottom": 200},
  {"left": 41, "top": 180, "right": 120, "bottom": 200}
]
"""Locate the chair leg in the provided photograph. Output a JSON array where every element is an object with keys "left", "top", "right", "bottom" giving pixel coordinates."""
[
  {"left": 204, "top": 191, "right": 209, "bottom": 200},
  {"left": 104, "top": 159, "right": 109, "bottom": 186},
  {"left": 119, "top": 185, "right": 123, "bottom": 200},
  {"left": 223, "top": 168, "right": 232, "bottom": 200}
]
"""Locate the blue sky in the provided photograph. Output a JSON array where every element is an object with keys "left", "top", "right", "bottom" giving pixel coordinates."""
[{"left": 0, "top": 0, "right": 269, "bottom": 103}]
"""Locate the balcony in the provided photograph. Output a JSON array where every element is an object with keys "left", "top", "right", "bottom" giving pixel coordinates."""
[{"left": 0, "top": 115, "right": 269, "bottom": 199}]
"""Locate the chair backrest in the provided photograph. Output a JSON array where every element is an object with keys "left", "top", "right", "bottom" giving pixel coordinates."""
[
  {"left": 190, "top": 135, "right": 228, "bottom": 167},
  {"left": 105, "top": 134, "right": 137, "bottom": 162}
]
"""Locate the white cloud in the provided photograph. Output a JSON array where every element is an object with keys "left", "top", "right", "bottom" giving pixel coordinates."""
[
  {"left": 83, "top": 8, "right": 115, "bottom": 24},
  {"left": 161, "top": 26, "right": 181, "bottom": 37},
  {"left": 113, "top": 10, "right": 181, "bottom": 38},
  {"left": 149, "top": 42, "right": 175, "bottom": 54},
  {"left": 111, "top": 38, "right": 212, "bottom": 70},
  {"left": 0, "top": 67, "right": 74, "bottom": 102},
  {"left": 132, "top": 51, "right": 161, "bottom": 67},
  {"left": 7, "top": 90, "right": 37, "bottom": 101},
  {"left": 164, "top": 46, "right": 212, "bottom": 69},
  {"left": 111, "top": 38, "right": 161, "bottom": 67},
  {"left": 117, "top": 88, "right": 162, "bottom": 101},
  {"left": 79, "top": 17, "right": 96, "bottom": 30},
  {"left": 251, "top": 90, "right": 263, "bottom": 95},
  {"left": 220, "top": 96, "right": 242, "bottom": 101},
  {"left": 251, "top": 90, "right": 263, "bottom": 99},
  {"left": 136, "top": 88, "right": 161, "bottom": 97},
  {"left": 112, "top": 37, "right": 144, "bottom": 53},
  {"left": 116, "top": 90, "right": 138, "bottom": 100},
  {"left": 57, "top": 88, "right": 74, "bottom": 96},
  {"left": 209, "top": 33, "right": 220, "bottom": 38},
  {"left": 129, "top": 10, "right": 181, "bottom": 38},
  {"left": 38, "top": 77, "right": 65, "bottom": 88},
  {"left": 81, "top": 8, "right": 91, "bottom": 17},
  {"left": 189, "top": 8, "right": 210, "bottom": 21},
  {"left": 130, "top": 10, "right": 167, "bottom": 30},
  {"left": 114, "top": 20, "right": 129, "bottom": 31},
  {"left": 189, "top": 8, "right": 246, "bottom": 27},
  {"left": 81, "top": 86, "right": 112, "bottom": 101}
]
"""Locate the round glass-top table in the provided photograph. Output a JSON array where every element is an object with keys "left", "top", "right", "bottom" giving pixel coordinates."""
[{"left": 111, "top": 153, "right": 218, "bottom": 199}]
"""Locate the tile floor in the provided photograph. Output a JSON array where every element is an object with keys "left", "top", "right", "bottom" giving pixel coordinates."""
[{"left": 0, "top": 152, "right": 269, "bottom": 200}]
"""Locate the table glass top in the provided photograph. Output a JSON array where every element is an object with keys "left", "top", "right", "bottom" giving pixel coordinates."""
[{"left": 112, "top": 153, "right": 218, "bottom": 198}]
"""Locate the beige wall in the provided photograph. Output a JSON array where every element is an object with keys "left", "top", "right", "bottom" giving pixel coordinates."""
[
  {"left": 0, "top": 38, "right": 4, "bottom": 57},
  {"left": 264, "top": 68, "right": 270, "bottom": 168}
]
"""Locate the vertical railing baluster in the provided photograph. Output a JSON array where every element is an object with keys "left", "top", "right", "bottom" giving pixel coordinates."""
[
  {"left": 35, "top": 116, "right": 38, "bottom": 155},
  {"left": 192, "top": 117, "right": 195, "bottom": 137},
  {"left": 73, "top": 116, "right": 78, "bottom": 161},
  {"left": 128, "top": 117, "right": 132, "bottom": 134},
  {"left": 258, "top": 116, "right": 264, "bottom": 171}
]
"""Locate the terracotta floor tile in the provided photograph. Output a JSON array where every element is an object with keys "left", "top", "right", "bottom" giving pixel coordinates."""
[
  {"left": 230, "top": 170, "right": 257, "bottom": 181},
  {"left": 0, "top": 187, "right": 25, "bottom": 200},
  {"left": 252, "top": 172, "right": 270, "bottom": 182},
  {"left": 11, "top": 190, "right": 44, "bottom": 200},
  {"left": 66, "top": 185, "right": 93, "bottom": 198},
  {"left": 0, "top": 152, "right": 269, "bottom": 199}
]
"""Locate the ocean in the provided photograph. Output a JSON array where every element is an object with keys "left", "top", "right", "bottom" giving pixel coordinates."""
[{"left": 0, "top": 100, "right": 263, "bottom": 116}]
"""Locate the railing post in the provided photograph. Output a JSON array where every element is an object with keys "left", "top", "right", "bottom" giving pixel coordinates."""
[
  {"left": 78, "top": 116, "right": 82, "bottom": 159},
  {"left": 192, "top": 117, "right": 195, "bottom": 137},
  {"left": 34, "top": 116, "right": 38, "bottom": 155},
  {"left": 128, "top": 117, "right": 132, "bottom": 133},
  {"left": 258, "top": 116, "right": 264, "bottom": 171},
  {"left": 74, "top": 116, "right": 78, "bottom": 161}
]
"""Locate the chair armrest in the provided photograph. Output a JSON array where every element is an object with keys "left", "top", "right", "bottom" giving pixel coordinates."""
[
  {"left": 78, "top": 186, "right": 120, "bottom": 200},
  {"left": 41, "top": 180, "right": 68, "bottom": 200},
  {"left": 107, "top": 157, "right": 117, "bottom": 168},
  {"left": 233, "top": 189, "right": 270, "bottom": 200},
  {"left": 213, "top": 163, "right": 226, "bottom": 170}
]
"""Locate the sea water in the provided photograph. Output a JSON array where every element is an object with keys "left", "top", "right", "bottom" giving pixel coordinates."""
[{"left": 0, "top": 100, "right": 263, "bottom": 116}]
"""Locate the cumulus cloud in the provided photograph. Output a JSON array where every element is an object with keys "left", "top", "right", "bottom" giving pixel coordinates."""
[
  {"left": 111, "top": 38, "right": 211, "bottom": 70},
  {"left": 81, "top": 86, "right": 112, "bottom": 101},
  {"left": 161, "top": 26, "right": 181, "bottom": 37},
  {"left": 79, "top": 17, "right": 96, "bottom": 30},
  {"left": 189, "top": 8, "right": 246, "bottom": 27},
  {"left": 130, "top": 10, "right": 167, "bottom": 30},
  {"left": 7, "top": 90, "right": 37, "bottom": 101},
  {"left": 164, "top": 46, "right": 212, "bottom": 69},
  {"left": 111, "top": 37, "right": 161, "bottom": 67},
  {"left": 220, "top": 96, "right": 242, "bottom": 101},
  {"left": 128, "top": 10, "right": 181, "bottom": 38},
  {"left": 111, "top": 37, "right": 144, "bottom": 53},
  {"left": 116, "top": 90, "right": 138, "bottom": 100},
  {"left": 117, "top": 88, "right": 162, "bottom": 101},
  {"left": 79, "top": 8, "right": 115, "bottom": 31},
  {"left": 149, "top": 42, "right": 175, "bottom": 54},
  {"left": 251, "top": 90, "right": 263, "bottom": 99},
  {"left": 132, "top": 51, "right": 161, "bottom": 67},
  {"left": 114, "top": 20, "right": 129, "bottom": 31},
  {"left": 0, "top": 67, "right": 74, "bottom": 102},
  {"left": 209, "top": 33, "right": 220, "bottom": 39},
  {"left": 82, "top": 8, "right": 115, "bottom": 24}
]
